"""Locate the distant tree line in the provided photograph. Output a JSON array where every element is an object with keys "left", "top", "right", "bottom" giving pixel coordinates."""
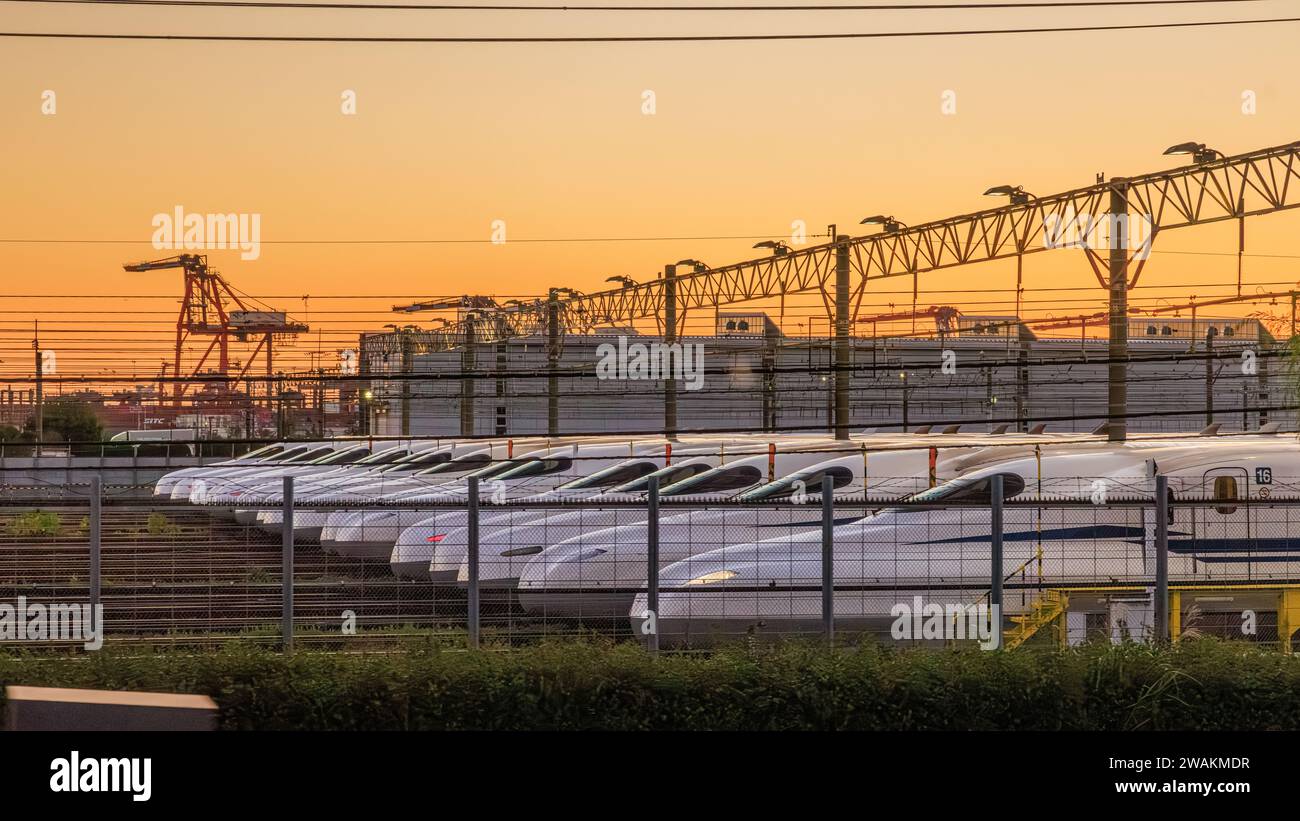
[{"left": 0, "top": 398, "right": 104, "bottom": 454}]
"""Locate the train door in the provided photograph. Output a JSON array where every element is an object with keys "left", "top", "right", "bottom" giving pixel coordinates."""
[{"left": 1200, "top": 467, "right": 1252, "bottom": 572}]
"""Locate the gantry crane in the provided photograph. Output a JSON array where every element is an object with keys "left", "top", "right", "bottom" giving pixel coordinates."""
[
  {"left": 858, "top": 305, "right": 961, "bottom": 337},
  {"left": 123, "top": 254, "right": 309, "bottom": 405}
]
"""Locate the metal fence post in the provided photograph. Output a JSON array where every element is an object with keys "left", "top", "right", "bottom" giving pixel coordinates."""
[
  {"left": 646, "top": 475, "right": 659, "bottom": 653},
  {"left": 467, "top": 476, "right": 480, "bottom": 650},
  {"left": 1154, "top": 474, "right": 1170, "bottom": 644},
  {"left": 89, "top": 475, "right": 101, "bottom": 631},
  {"left": 282, "top": 475, "right": 294, "bottom": 652},
  {"left": 990, "top": 474, "right": 1004, "bottom": 650},
  {"left": 821, "top": 474, "right": 834, "bottom": 644}
]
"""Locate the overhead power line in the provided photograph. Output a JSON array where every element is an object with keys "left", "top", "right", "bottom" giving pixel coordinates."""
[
  {"left": 0, "top": 232, "right": 829, "bottom": 245},
  {"left": 10, "top": 0, "right": 1275, "bottom": 10},
  {"left": 4, "top": 15, "right": 1300, "bottom": 42}
]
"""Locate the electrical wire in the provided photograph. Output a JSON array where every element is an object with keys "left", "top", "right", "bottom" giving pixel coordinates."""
[
  {"left": 3, "top": 15, "right": 1299, "bottom": 41},
  {"left": 10, "top": 0, "right": 1276, "bottom": 10}
]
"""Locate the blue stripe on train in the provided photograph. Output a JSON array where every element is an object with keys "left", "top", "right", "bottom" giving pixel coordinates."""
[{"left": 923, "top": 528, "right": 1300, "bottom": 563}]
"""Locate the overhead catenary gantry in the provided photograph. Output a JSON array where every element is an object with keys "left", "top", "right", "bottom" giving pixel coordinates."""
[{"left": 386, "top": 139, "right": 1300, "bottom": 440}]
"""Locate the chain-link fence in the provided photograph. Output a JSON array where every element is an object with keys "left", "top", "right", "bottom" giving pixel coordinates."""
[{"left": 3, "top": 470, "right": 1300, "bottom": 653}]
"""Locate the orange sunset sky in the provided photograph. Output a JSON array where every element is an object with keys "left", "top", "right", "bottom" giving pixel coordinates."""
[{"left": 2, "top": 0, "right": 1300, "bottom": 385}]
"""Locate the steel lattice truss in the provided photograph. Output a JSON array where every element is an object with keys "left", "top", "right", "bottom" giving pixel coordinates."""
[{"left": 373, "top": 139, "right": 1300, "bottom": 357}]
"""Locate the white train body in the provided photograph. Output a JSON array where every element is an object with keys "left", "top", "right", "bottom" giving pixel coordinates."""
[
  {"left": 630, "top": 438, "right": 1300, "bottom": 643},
  {"left": 159, "top": 442, "right": 340, "bottom": 501},
  {"left": 513, "top": 446, "right": 976, "bottom": 616},
  {"left": 153, "top": 442, "right": 298, "bottom": 497},
  {"left": 387, "top": 442, "right": 759, "bottom": 580},
  {"left": 324, "top": 441, "right": 678, "bottom": 561}
]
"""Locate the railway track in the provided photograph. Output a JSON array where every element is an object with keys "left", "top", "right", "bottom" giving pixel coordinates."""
[{"left": 0, "top": 508, "right": 626, "bottom": 644}]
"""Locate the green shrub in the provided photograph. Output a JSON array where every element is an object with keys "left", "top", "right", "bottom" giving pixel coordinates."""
[
  {"left": 146, "top": 512, "right": 180, "bottom": 536},
  {"left": 6, "top": 510, "right": 61, "bottom": 537},
  {"left": 2, "top": 639, "right": 1300, "bottom": 731}
]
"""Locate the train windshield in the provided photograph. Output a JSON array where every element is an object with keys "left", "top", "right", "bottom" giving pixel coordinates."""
[
  {"left": 383, "top": 450, "right": 451, "bottom": 473},
  {"left": 903, "top": 472, "right": 1026, "bottom": 506},
  {"left": 493, "top": 457, "right": 575, "bottom": 480},
  {"left": 556, "top": 461, "right": 657, "bottom": 490},
  {"left": 352, "top": 448, "right": 410, "bottom": 466},
  {"left": 241, "top": 444, "right": 287, "bottom": 461},
  {"left": 736, "top": 465, "right": 855, "bottom": 502},
  {"left": 415, "top": 452, "right": 491, "bottom": 477},
  {"left": 279, "top": 446, "right": 335, "bottom": 463},
  {"left": 309, "top": 446, "right": 372, "bottom": 465},
  {"left": 609, "top": 462, "right": 713, "bottom": 494},
  {"left": 661, "top": 465, "right": 764, "bottom": 496}
]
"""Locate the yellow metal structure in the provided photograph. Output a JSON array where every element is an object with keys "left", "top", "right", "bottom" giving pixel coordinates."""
[
  {"left": 1170, "top": 591, "right": 1182, "bottom": 642},
  {"left": 1003, "top": 590, "right": 1069, "bottom": 650},
  {"left": 998, "top": 584, "right": 1300, "bottom": 652},
  {"left": 1277, "top": 589, "right": 1300, "bottom": 654}
]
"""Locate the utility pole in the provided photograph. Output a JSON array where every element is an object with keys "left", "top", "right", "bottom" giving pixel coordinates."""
[
  {"left": 761, "top": 329, "right": 777, "bottom": 431},
  {"left": 833, "top": 237, "right": 851, "bottom": 440},
  {"left": 357, "top": 333, "right": 370, "bottom": 436},
  {"left": 33, "top": 321, "right": 42, "bottom": 455},
  {"left": 1205, "top": 326, "right": 1215, "bottom": 425},
  {"left": 546, "top": 291, "right": 560, "bottom": 436},
  {"left": 461, "top": 313, "right": 476, "bottom": 437},
  {"left": 276, "top": 375, "right": 286, "bottom": 439},
  {"left": 663, "top": 265, "right": 678, "bottom": 438},
  {"left": 1258, "top": 345, "right": 1270, "bottom": 429},
  {"left": 900, "top": 369, "right": 909, "bottom": 430},
  {"left": 399, "top": 329, "right": 412, "bottom": 436},
  {"left": 985, "top": 366, "right": 995, "bottom": 429},
  {"left": 1015, "top": 344, "right": 1030, "bottom": 433},
  {"left": 316, "top": 368, "right": 325, "bottom": 437},
  {"left": 494, "top": 336, "right": 508, "bottom": 436},
  {"left": 1107, "top": 180, "right": 1129, "bottom": 442}
]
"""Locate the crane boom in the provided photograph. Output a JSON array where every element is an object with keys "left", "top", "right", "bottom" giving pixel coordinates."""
[{"left": 123, "top": 254, "right": 308, "bottom": 406}]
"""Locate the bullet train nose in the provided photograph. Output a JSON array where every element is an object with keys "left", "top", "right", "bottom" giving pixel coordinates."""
[
  {"left": 154, "top": 472, "right": 193, "bottom": 496},
  {"left": 328, "top": 509, "right": 428, "bottom": 560},
  {"left": 451, "top": 509, "right": 627, "bottom": 588},
  {"left": 255, "top": 509, "right": 285, "bottom": 535},
  {"left": 395, "top": 512, "right": 471, "bottom": 581},
  {"left": 319, "top": 509, "right": 367, "bottom": 552},
  {"left": 233, "top": 508, "right": 263, "bottom": 525},
  {"left": 629, "top": 556, "right": 766, "bottom": 646},
  {"left": 289, "top": 509, "right": 330, "bottom": 543},
  {"left": 516, "top": 538, "right": 635, "bottom": 619},
  {"left": 385, "top": 517, "right": 446, "bottom": 580}
]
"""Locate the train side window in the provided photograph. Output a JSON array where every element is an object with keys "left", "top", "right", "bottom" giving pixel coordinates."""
[{"left": 1212, "top": 476, "right": 1238, "bottom": 515}]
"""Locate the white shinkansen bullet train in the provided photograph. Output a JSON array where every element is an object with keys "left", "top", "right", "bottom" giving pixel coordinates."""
[
  {"left": 390, "top": 427, "right": 1090, "bottom": 581},
  {"left": 625, "top": 434, "right": 1300, "bottom": 644},
  {"left": 253, "top": 440, "right": 493, "bottom": 540},
  {"left": 391, "top": 436, "right": 857, "bottom": 580},
  {"left": 152, "top": 426, "right": 1295, "bottom": 626}
]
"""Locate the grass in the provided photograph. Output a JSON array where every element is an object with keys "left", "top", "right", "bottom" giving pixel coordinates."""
[{"left": 2, "top": 638, "right": 1300, "bottom": 730}]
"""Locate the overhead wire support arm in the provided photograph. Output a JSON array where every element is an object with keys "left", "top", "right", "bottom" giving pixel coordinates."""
[{"left": 404, "top": 140, "right": 1300, "bottom": 351}]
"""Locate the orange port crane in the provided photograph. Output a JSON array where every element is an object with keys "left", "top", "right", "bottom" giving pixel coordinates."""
[{"left": 123, "top": 254, "right": 308, "bottom": 405}]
